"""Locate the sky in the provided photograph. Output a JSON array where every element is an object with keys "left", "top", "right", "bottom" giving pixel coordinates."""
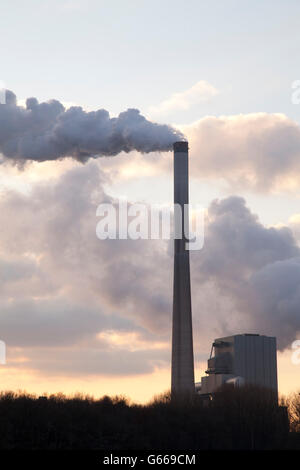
[{"left": 0, "top": 0, "right": 299, "bottom": 402}]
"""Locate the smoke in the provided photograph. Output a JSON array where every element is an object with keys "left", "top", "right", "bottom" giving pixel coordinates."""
[
  {"left": 193, "top": 196, "right": 300, "bottom": 350},
  {"left": 0, "top": 90, "right": 183, "bottom": 163}
]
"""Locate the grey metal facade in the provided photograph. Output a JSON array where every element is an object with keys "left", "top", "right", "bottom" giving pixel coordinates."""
[{"left": 198, "top": 334, "right": 278, "bottom": 395}]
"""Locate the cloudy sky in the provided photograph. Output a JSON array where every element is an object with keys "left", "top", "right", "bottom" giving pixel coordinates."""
[{"left": 0, "top": 0, "right": 299, "bottom": 401}]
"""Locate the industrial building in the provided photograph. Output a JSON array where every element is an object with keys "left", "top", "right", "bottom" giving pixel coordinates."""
[{"left": 196, "top": 334, "right": 278, "bottom": 396}]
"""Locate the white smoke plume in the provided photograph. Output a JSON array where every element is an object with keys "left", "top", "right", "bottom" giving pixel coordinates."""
[
  {"left": 0, "top": 90, "right": 183, "bottom": 163},
  {"left": 193, "top": 196, "right": 300, "bottom": 350}
]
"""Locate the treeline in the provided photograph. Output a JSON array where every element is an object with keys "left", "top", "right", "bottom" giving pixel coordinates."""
[{"left": 0, "top": 385, "right": 298, "bottom": 450}]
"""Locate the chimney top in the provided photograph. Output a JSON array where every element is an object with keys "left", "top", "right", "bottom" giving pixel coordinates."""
[{"left": 173, "top": 141, "right": 188, "bottom": 152}]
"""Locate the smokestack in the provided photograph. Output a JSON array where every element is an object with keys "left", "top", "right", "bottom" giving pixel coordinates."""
[{"left": 171, "top": 141, "right": 195, "bottom": 398}]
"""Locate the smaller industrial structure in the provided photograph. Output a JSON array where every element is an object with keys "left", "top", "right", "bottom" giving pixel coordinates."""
[{"left": 196, "top": 334, "right": 278, "bottom": 397}]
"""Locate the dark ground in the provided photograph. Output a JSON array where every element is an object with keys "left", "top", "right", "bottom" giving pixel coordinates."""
[{"left": 0, "top": 385, "right": 299, "bottom": 450}]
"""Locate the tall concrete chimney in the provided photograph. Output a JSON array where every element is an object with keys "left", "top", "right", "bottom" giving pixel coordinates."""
[{"left": 171, "top": 141, "right": 195, "bottom": 398}]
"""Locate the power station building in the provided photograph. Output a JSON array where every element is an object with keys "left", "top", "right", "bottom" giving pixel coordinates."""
[{"left": 196, "top": 334, "right": 278, "bottom": 396}]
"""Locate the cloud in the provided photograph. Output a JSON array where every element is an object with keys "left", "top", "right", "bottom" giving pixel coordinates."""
[
  {"left": 93, "top": 111, "right": 300, "bottom": 194},
  {"left": 0, "top": 161, "right": 172, "bottom": 377},
  {"left": 193, "top": 196, "right": 300, "bottom": 349},
  {"left": 149, "top": 80, "right": 219, "bottom": 116},
  {"left": 288, "top": 213, "right": 300, "bottom": 243},
  {"left": 0, "top": 161, "right": 299, "bottom": 382},
  {"left": 2, "top": 90, "right": 300, "bottom": 194},
  {"left": 0, "top": 257, "right": 37, "bottom": 284},
  {"left": 184, "top": 112, "right": 300, "bottom": 192},
  {"left": 0, "top": 298, "right": 135, "bottom": 348},
  {"left": 7, "top": 345, "right": 170, "bottom": 377},
  {"left": 249, "top": 258, "right": 300, "bottom": 348},
  {"left": 97, "top": 330, "right": 168, "bottom": 352}
]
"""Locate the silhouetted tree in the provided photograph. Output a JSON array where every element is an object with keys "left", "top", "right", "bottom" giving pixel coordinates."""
[{"left": 0, "top": 386, "right": 295, "bottom": 450}]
